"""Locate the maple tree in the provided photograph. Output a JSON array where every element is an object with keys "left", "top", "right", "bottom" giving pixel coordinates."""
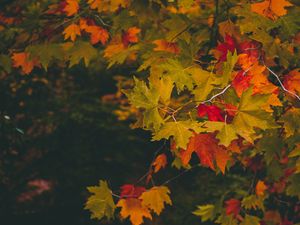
[{"left": 1, "top": 0, "right": 300, "bottom": 225}]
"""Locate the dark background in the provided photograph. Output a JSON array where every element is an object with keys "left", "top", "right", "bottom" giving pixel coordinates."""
[{"left": 0, "top": 65, "right": 245, "bottom": 225}]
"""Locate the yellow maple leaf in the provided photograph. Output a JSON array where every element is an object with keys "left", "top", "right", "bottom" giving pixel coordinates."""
[
  {"left": 262, "top": 93, "right": 282, "bottom": 112},
  {"left": 63, "top": 23, "right": 81, "bottom": 42},
  {"left": 12, "top": 52, "right": 40, "bottom": 74},
  {"left": 86, "top": 25, "right": 109, "bottom": 45},
  {"left": 104, "top": 42, "right": 125, "bottom": 58},
  {"left": 139, "top": 186, "right": 172, "bottom": 215},
  {"left": 117, "top": 198, "right": 152, "bottom": 225},
  {"left": 64, "top": 0, "right": 80, "bottom": 16},
  {"left": 251, "top": 0, "right": 293, "bottom": 20}
]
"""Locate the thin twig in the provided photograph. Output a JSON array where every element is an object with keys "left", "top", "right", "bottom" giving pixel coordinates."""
[
  {"left": 263, "top": 64, "right": 300, "bottom": 101},
  {"left": 200, "top": 84, "right": 231, "bottom": 104},
  {"left": 162, "top": 164, "right": 199, "bottom": 185}
]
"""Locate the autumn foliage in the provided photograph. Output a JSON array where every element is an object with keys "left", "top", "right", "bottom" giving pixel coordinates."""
[{"left": 1, "top": 0, "right": 300, "bottom": 225}]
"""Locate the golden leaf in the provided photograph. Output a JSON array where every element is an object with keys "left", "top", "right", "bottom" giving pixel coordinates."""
[{"left": 117, "top": 198, "right": 152, "bottom": 225}]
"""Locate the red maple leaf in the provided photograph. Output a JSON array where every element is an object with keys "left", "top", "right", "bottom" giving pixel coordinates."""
[
  {"left": 238, "top": 40, "right": 261, "bottom": 59},
  {"left": 120, "top": 184, "right": 146, "bottom": 198},
  {"left": 216, "top": 34, "right": 237, "bottom": 61},
  {"left": 197, "top": 104, "right": 224, "bottom": 122},
  {"left": 225, "top": 198, "right": 241, "bottom": 217},
  {"left": 180, "top": 133, "right": 230, "bottom": 173},
  {"left": 232, "top": 71, "right": 252, "bottom": 97}
]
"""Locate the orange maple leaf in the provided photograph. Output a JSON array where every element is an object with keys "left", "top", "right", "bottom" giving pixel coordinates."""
[
  {"left": 251, "top": 0, "right": 293, "bottom": 20},
  {"left": 256, "top": 180, "right": 268, "bottom": 196},
  {"left": 79, "top": 18, "right": 89, "bottom": 31},
  {"left": 86, "top": 25, "right": 109, "bottom": 45},
  {"left": 181, "top": 134, "right": 230, "bottom": 173},
  {"left": 283, "top": 68, "right": 300, "bottom": 95},
  {"left": 152, "top": 153, "right": 167, "bottom": 173},
  {"left": 12, "top": 52, "right": 40, "bottom": 74},
  {"left": 63, "top": 0, "right": 79, "bottom": 16},
  {"left": 153, "top": 39, "right": 180, "bottom": 54},
  {"left": 63, "top": 23, "right": 81, "bottom": 41},
  {"left": 117, "top": 198, "right": 152, "bottom": 225},
  {"left": 122, "top": 27, "right": 141, "bottom": 46}
]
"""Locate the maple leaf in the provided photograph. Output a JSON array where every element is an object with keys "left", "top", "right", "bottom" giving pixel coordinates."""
[
  {"left": 152, "top": 120, "right": 204, "bottom": 149},
  {"left": 193, "top": 204, "right": 216, "bottom": 222},
  {"left": 241, "top": 195, "right": 265, "bottom": 211},
  {"left": 79, "top": 18, "right": 89, "bottom": 31},
  {"left": 117, "top": 198, "right": 152, "bottom": 225},
  {"left": 122, "top": 27, "right": 141, "bottom": 46},
  {"left": 279, "top": 107, "right": 300, "bottom": 137},
  {"left": 87, "top": 0, "right": 130, "bottom": 12},
  {"left": 85, "top": 180, "right": 116, "bottom": 220},
  {"left": 232, "top": 87, "right": 278, "bottom": 143},
  {"left": 225, "top": 199, "right": 241, "bottom": 217},
  {"left": 139, "top": 186, "right": 172, "bottom": 215},
  {"left": 12, "top": 52, "right": 40, "bottom": 74},
  {"left": 157, "top": 59, "right": 194, "bottom": 92},
  {"left": 152, "top": 153, "right": 167, "bottom": 173},
  {"left": 153, "top": 39, "right": 180, "bottom": 54},
  {"left": 256, "top": 180, "right": 267, "bottom": 196},
  {"left": 63, "top": 23, "right": 81, "bottom": 42},
  {"left": 204, "top": 121, "right": 238, "bottom": 147},
  {"left": 63, "top": 0, "right": 79, "bottom": 16},
  {"left": 26, "top": 43, "right": 63, "bottom": 70},
  {"left": 216, "top": 213, "right": 238, "bottom": 225},
  {"left": 251, "top": 0, "right": 293, "bottom": 20},
  {"left": 189, "top": 66, "right": 219, "bottom": 101},
  {"left": 240, "top": 215, "right": 260, "bottom": 225},
  {"left": 216, "top": 35, "right": 237, "bottom": 62},
  {"left": 181, "top": 133, "right": 230, "bottom": 173},
  {"left": 86, "top": 25, "right": 109, "bottom": 45},
  {"left": 104, "top": 37, "right": 139, "bottom": 68},
  {"left": 66, "top": 41, "right": 97, "bottom": 67},
  {"left": 197, "top": 104, "right": 224, "bottom": 122},
  {"left": 232, "top": 71, "right": 252, "bottom": 97},
  {"left": 120, "top": 185, "right": 146, "bottom": 198},
  {"left": 283, "top": 68, "right": 300, "bottom": 96},
  {"left": 218, "top": 51, "right": 238, "bottom": 86},
  {"left": 125, "top": 77, "right": 164, "bottom": 131}
]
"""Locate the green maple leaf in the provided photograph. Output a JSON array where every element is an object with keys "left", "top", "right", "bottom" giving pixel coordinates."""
[
  {"left": 240, "top": 215, "right": 260, "bottom": 225},
  {"left": 26, "top": 43, "right": 63, "bottom": 70},
  {"left": 241, "top": 195, "right": 265, "bottom": 211},
  {"left": 152, "top": 120, "right": 204, "bottom": 149},
  {"left": 125, "top": 77, "right": 164, "bottom": 131},
  {"left": 286, "top": 174, "right": 300, "bottom": 198},
  {"left": 107, "top": 45, "right": 139, "bottom": 68},
  {"left": 162, "top": 15, "right": 190, "bottom": 42},
  {"left": 232, "top": 87, "right": 278, "bottom": 143},
  {"left": 67, "top": 41, "right": 98, "bottom": 67},
  {"left": 193, "top": 204, "right": 216, "bottom": 222},
  {"left": 255, "top": 130, "right": 284, "bottom": 165},
  {"left": 204, "top": 121, "right": 238, "bottom": 147},
  {"left": 216, "top": 213, "right": 238, "bottom": 225},
  {"left": 85, "top": 180, "right": 116, "bottom": 220},
  {"left": 158, "top": 59, "right": 194, "bottom": 93},
  {"left": 218, "top": 51, "right": 238, "bottom": 86},
  {"left": 279, "top": 108, "right": 300, "bottom": 138}
]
